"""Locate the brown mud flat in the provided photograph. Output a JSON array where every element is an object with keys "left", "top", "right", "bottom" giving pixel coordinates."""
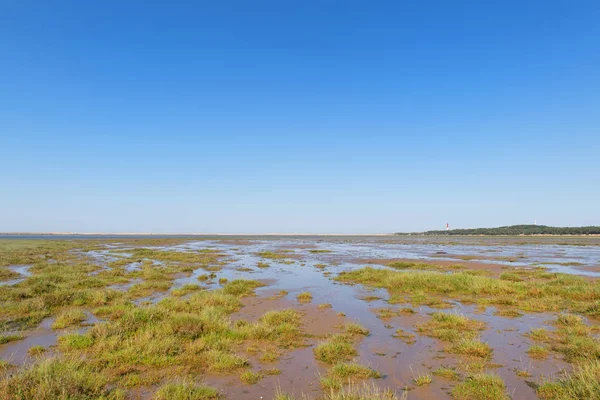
[{"left": 1, "top": 237, "right": 599, "bottom": 399}]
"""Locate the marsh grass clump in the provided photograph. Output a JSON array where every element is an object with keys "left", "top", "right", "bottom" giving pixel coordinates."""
[
  {"left": 448, "top": 338, "right": 493, "bottom": 359},
  {"left": 528, "top": 345, "right": 550, "bottom": 359},
  {"left": 51, "top": 309, "right": 87, "bottom": 329},
  {"left": 451, "top": 373, "right": 509, "bottom": 400},
  {"left": 360, "top": 295, "right": 381, "bottom": 302},
  {"left": 515, "top": 368, "right": 532, "bottom": 377},
  {"left": 0, "top": 358, "right": 120, "bottom": 400},
  {"left": 297, "top": 292, "right": 313, "bottom": 303},
  {"left": 128, "top": 281, "right": 172, "bottom": 297},
  {"left": 412, "top": 372, "right": 432, "bottom": 386},
  {"left": 256, "top": 251, "right": 292, "bottom": 261},
  {"left": 0, "top": 267, "right": 20, "bottom": 281},
  {"left": 0, "top": 334, "right": 23, "bottom": 345},
  {"left": 527, "top": 328, "right": 550, "bottom": 342},
  {"left": 321, "top": 362, "right": 381, "bottom": 389},
  {"left": 222, "top": 279, "right": 265, "bottom": 297},
  {"left": 393, "top": 329, "right": 416, "bottom": 344},
  {"left": 433, "top": 366, "right": 460, "bottom": 380},
  {"left": 27, "top": 345, "right": 46, "bottom": 356},
  {"left": 494, "top": 309, "right": 523, "bottom": 318},
  {"left": 46, "top": 291, "right": 305, "bottom": 386},
  {"left": 499, "top": 273, "right": 524, "bottom": 282},
  {"left": 258, "top": 308, "right": 301, "bottom": 327},
  {"left": 154, "top": 380, "right": 220, "bottom": 399},
  {"left": 58, "top": 333, "right": 94, "bottom": 350},
  {"left": 336, "top": 266, "right": 600, "bottom": 316},
  {"left": 0, "top": 360, "right": 11, "bottom": 371},
  {"left": 329, "top": 362, "right": 381, "bottom": 380},
  {"left": 388, "top": 261, "right": 463, "bottom": 273},
  {"left": 536, "top": 360, "right": 600, "bottom": 399},
  {"left": 124, "top": 248, "right": 223, "bottom": 267},
  {"left": 376, "top": 308, "right": 401, "bottom": 320},
  {"left": 527, "top": 315, "right": 600, "bottom": 362},
  {"left": 416, "top": 312, "right": 486, "bottom": 343},
  {"left": 197, "top": 273, "right": 216, "bottom": 282},
  {"left": 171, "top": 284, "right": 201, "bottom": 297},
  {"left": 257, "top": 262, "right": 270, "bottom": 268},
  {"left": 240, "top": 370, "right": 263, "bottom": 384},
  {"left": 199, "top": 350, "right": 249, "bottom": 373},
  {"left": 314, "top": 334, "right": 357, "bottom": 364},
  {"left": 278, "top": 383, "right": 401, "bottom": 400},
  {"left": 344, "top": 322, "right": 369, "bottom": 336}
]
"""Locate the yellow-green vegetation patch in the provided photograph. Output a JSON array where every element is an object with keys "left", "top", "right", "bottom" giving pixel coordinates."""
[
  {"left": 318, "top": 303, "right": 332, "bottom": 309},
  {"left": 267, "top": 290, "right": 288, "bottom": 300},
  {"left": 51, "top": 309, "right": 87, "bottom": 329},
  {"left": 536, "top": 360, "right": 600, "bottom": 399},
  {"left": 0, "top": 267, "right": 21, "bottom": 281},
  {"left": 412, "top": 372, "right": 433, "bottom": 386},
  {"left": 27, "top": 345, "right": 46, "bottom": 356},
  {"left": 361, "top": 295, "right": 382, "bottom": 302},
  {"left": 515, "top": 368, "right": 532, "bottom": 377},
  {"left": 314, "top": 334, "right": 358, "bottom": 364},
  {"left": 171, "top": 284, "right": 202, "bottom": 297},
  {"left": 393, "top": 329, "right": 416, "bottom": 344},
  {"left": 46, "top": 292, "right": 306, "bottom": 388},
  {"left": 256, "top": 251, "right": 291, "bottom": 260},
  {"left": 321, "top": 362, "right": 381, "bottom": 390},
  {"left": 264, "top": 368, "right": 281, "bottom": 375},
  {"left": 58, "top": 333, "right": 95, "bottom": 350},
  {"left": 240, "top": 370, "right": 263, "bottom": 384},
  {"left": 296, "top": 291, "right": 313, "bottom": 303},
  {"left": 448, "top": 338, "right": 493, "bottom": 359},
  {"left": 494, "top": 309, "right": 523, "bottom": 318},
  {"left": 0, "top": 358, "right": 123, "bottom": 400},
  {"left": 0, "top": 360, "right": 12, "bottom": 371},
  {"left": 433, "top": 366, "right": 460, "bottom": 380},
  {"left": 222, "top": 279, "right": 265, "bottom": 297},
  {"left": 527, "top": 345, "right": 549, "bottom": 359},
  {"left": 257, "top": 262, "right": 270, "bottom": 268},
  {"left": 375, "top": 306, "right": 416, "bottom": 320},
  {"left": 499, "top": 272, "right": 524, "bottom": 282},
  {"left": 344, "top": 322, "right": 369, "bottom": 336},
  {"left": 415, "top": 312, "right": 486, "bottom": 343},
  {"left": 388, "top": 261, "right": 464, "bottom": 273},
  {"left": 276, "top": 383, "right": 399, "bottom": 400},
  {"left": 154, "top": 380, "right": 220, "bottom": 399},
  {"left": 128, "top": 281, "right": 172, "bottom": 297},
  {"left": 197, "top": 273, "right": 216, "bottom": 282},
  {"left": 451, "top": 373, "right": 509, "bottom": 400},
  {"left": 526, "top": 315, "right": 600, "bottom": 362},
  {"left": 123, "top": 248, "right": 223, "bottom": 266},
  {"left": 527, "top": 328, "right": 551, "bottom": 342},
  {"left": 0, "top": 334, "right": 23, "bottom": 345},
  {"left": 336, "top": 266, "right": 600, "bottom": 316}
]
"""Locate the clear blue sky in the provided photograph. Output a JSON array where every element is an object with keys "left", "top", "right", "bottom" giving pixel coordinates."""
[{"left": 1, "top": 1, "right": 599, "bottom": 233}]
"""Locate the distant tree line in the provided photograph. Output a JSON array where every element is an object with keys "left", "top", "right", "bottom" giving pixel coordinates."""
[{"left": 397, "top": 225, "right": 600, "bottom": 236}]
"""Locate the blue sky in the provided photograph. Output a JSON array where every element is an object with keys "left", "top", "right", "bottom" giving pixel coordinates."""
[{"left": 1, "top": 1, "right": 599, "bottom": 233}]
